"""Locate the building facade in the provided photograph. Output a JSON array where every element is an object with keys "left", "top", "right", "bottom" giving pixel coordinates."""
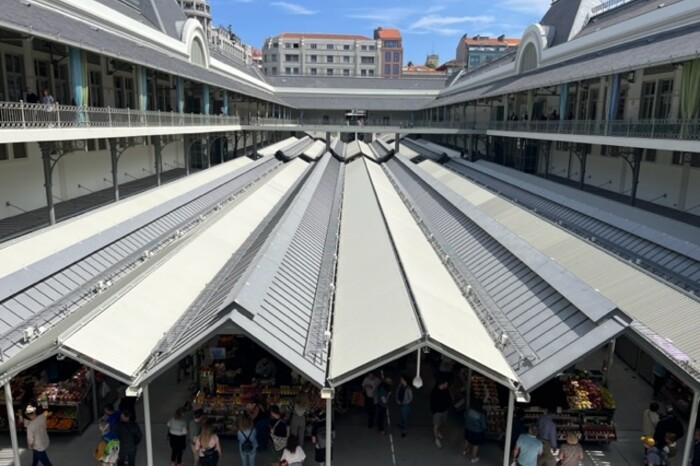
[
  {"left": 262, "top": 33, "right": 382, "bottom": 77},
  {"left": 374, "top": 27, "right": 403, "bottom": 78},
  {"left": 456, "top": 34, "right": 520, "bottom": 70}
]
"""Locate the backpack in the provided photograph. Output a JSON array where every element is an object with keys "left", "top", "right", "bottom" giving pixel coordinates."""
[{"left": 240, "top": 430, "right": 254, "bottom": 454}]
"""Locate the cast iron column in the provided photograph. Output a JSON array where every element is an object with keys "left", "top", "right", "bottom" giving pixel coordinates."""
[{"left": 39, "top": 141, "right": 56, "bottom": 225}]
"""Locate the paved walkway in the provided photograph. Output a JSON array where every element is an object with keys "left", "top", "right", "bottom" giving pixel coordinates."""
[{"left": 0, "top": 350, "right": 686, "bottom": 466}]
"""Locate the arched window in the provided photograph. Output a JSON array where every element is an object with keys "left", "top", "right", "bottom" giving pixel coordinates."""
[
  {"left": 191, "top": 38, "right": 207, "bottom": 67},
  {"left": 520, "top": 43, "right": 538, "bottom": 73}
]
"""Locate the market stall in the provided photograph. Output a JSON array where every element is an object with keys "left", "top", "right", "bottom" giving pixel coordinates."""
[{"left": 0, "top": 366, "right": 94, "bottom": 434}]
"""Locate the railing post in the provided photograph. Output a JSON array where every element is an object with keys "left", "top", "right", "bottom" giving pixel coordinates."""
[
  {"left": 20, "top": 100, "right": 26, "bottom": 128},
  {"left": 56, "top": 105, "right": 61, "bottom": 127},
  {"left": 128, "top": 107, "right": 131, "bottom": 127},
  {"left": 651, "top": 119, "right": 656, "bottom": 138},
  {"left": 108, "top": 106, "right": 112, "bottom": 126},
  {"left": 158, "top": 110, "right": 161, "bottom": 127}
]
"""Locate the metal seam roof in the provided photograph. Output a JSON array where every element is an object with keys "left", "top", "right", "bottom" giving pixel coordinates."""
[
  {"left": 383, "top": 156, "right": 627, "bottom": 391},
  {"left": 229, "top": 154, "right": 343, "bottom": 386},
  {"left": 364, "top": 160, "right": 518, "bottom": 386},
  {"left": 329, "top": 159, "right": 422, "bottom": 385},
  {"left": 61, "top": 159, "right": 309, "bottom": 379}
]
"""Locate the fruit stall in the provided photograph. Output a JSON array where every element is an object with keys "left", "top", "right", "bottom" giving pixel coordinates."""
[{"left": 0, "top": 366, "right": 94, "bottom": 434}]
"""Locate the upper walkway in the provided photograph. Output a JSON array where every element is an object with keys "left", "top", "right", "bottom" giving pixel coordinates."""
[{"left": 1, "top": 102, "right": 699, "bottom": 149}]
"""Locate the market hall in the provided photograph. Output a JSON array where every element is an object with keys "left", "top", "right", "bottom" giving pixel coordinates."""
[{"left": 1, "top": 135, "right": 699, "bottom": 466}]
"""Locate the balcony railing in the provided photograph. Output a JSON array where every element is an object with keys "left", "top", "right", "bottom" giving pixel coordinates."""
[
  {"left": 489, "top": 119, "right": 700, "bottom": 140},
  {"left": 0, "top": 101, "right": 240, "bottom": 129}
]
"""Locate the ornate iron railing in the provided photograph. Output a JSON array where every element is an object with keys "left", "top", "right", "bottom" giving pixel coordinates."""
[{"left": 489, "top": 119, "right": 700, "bottom": 140}]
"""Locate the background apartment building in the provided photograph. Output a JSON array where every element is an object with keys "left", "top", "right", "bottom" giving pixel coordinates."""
[
  {"left": 262, "top": 33, "right": 385, "bottom": 77},
  {"left": 374, "top": 27, "right": 403, "bottom": 78},
  {"left": 456, "top": 34, "right": 520, "bottom": 70}
]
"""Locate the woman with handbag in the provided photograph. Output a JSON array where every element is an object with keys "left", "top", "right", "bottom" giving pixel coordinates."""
[
  {"left": 238, "top": 415, "right": 258, "bottom": 466},
  {"left": 269, "top": 405, "right": 289, "bottom": 452},
  {"left": 195, "top": 423, "right": 222, "bottom": 466},
  {"left": 557, "top": 433, "right": 584, "bottom": 466},
  {"left": 167, "top": 408, "right": 188, "bottom": 466},
  {"left": 278, "top": 435, "right": 306, "bottom": 466}
]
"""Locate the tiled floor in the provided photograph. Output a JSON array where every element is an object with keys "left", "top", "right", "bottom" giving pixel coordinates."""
[{"left": 0, "top": 351, "right": 690, "bottom": 466}]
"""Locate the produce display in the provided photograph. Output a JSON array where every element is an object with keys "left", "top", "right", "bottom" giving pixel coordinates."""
[
  {"left": 565, "top": 377, "right": 602, "bottom": 410},
  {"left": 471, "top": 375, "right": 500, "bottom": 406}
]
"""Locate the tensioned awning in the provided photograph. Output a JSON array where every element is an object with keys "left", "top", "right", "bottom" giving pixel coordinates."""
[{"left": 59, "top": 159, "right": 309, "bottom": 382}]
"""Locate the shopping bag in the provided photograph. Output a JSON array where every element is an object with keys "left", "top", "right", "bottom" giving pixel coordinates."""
[{"left": 271, "top": 434, "right": 288, "bottom": 451}]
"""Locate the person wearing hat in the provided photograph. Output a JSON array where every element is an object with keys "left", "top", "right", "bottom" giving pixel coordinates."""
[
  {"left": 557, "top": 433, "right": 584, "bottom": 466},
  {"left": 189, "top": 409, "right": 205, "bottom": 466},
  {"left": 25, "top": 404, "right": 54, "bottom": 466}
]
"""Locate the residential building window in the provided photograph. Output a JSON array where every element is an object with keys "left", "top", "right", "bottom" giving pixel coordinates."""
[
  {"left": 271, "top": 67, "right": 277, "bottom": 75},
  {"left": 672, "top": 152, "right": 700, "bottom": 167},
  {"left": 343, "top": 44, "right": 350, "bottom": 50},
  {"left": 272, "top": 42, "right": 278, "bottom": 48},
  {"left": 655, "top": 79, "right": 674, "bottom": 118},
  {"left": 0, "top": 145, "right": 7, "bottom": 161},
  {"left": 361, "top": 45, "right": 367, "bottom": 51},
  {"left": 361, "top": 69, "right": 367, "bottom": 76},
  {"left": 310, "top": 55, "right": 317, "bottom": 63},
  {"left": 13, "top": 143, "right": 27, "bottom": 159},
  {"left": 327, "top": 44, "right": 334, "bottom": 50},
  {"left": 640, "top": 81, "right": 656, "bottom": 119},
  {"left": 393, "top": 64, "right": 399, "bottom": 75},
  {"left": 327, "top": 56, "right": 334, "bottom": 63},
  {"left": 284, "top": 43, "right": 292, "bottom": 48},
  {"left": 369, "top": 45, "right": 376, "bottom": 51},
  {"left": 114, "top": 76, "right": 134, "bottom": 109},
  {"left": 385, "top": 51, "right": 391, "bottom": 62},
  {"left": 292, "top": 43, "right": 299, "bottom": 49},
  {"left": 293, "top": 67, "right": 299, "bottom": 75},
  {"left": 385, "top": 64, "right": 391, "bottom": 75},
  {"left": 343, "top": 56, "right": 351, "bottom": 64},
  {"left": 34, "top": 60, "right": 51, "bottom": 98},
  {"left": 271, "top": 54, "right": 277, "bottom": 62},
  {"left": 361, "top": 57, "right": 374, "bottom": 65},
  {"left": 343, "top": 69, "right": 350, "bottom": 76},
  {"left": 368, "top": 69, "right": 375, "bottom": 76},
  {"left": 285, "top": 67, "right": 291, "bottom": 74},
  {"left": 284, "top": 54, "right": 299, "bottom": 62},
  {"left": 393, "top": 52, "right": 400, "bottom": 62},
  {"left": 5, "top": 53, "right": 25, "bottom": 101},
  {"left": 326, "top": 69, "right": 333, "bottom": 76},
  {"left": 310, "top": 43, "right": 317, "bottom": 49},
  {"left": 645, "top": 149, "right": 657, "bottom": 162},
  {"left": 88, "top": 70, "right": 103, "bottom": 107},
  {"left": 310, "top": 68, "right": 317, "bottom": 76},
  {"left": 384, "top": 41, "right": 399, "bottom": 48}
]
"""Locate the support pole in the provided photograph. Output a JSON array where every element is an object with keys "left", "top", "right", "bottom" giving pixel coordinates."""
[
  {"left": 579, "top": 151, "right": 587, "bottom": 190},
  {"left": 503, "top": 390, "right": 515, "bottom": 466},
  {"left": 39, "top": 142, "right": 56, "bottom": 225},
  {"left": 143, "top": 385, "right": 154, "bottom": 466},
  {"left": 205, "top": 136, "right": 211, "bottom": 169},
  {"left": 153, "top": 136, "right": 162, "bottom": 186},
  {"left": 5, "top": 381, "right": 21, "bottom": 466},
  {"left": 466, "top": 368, "right": 472, "bottom": 409},
  {"left": 243, "top": 131, "right": 248, "bottom": 157},
  {"left": 630, "top": 149, "right": 642, "bottom": 206},
  {"left": 90, "top": 368, "right": 99, "bottom": 422},
  {"left": 109, "top": 138, "right": 120, "bottom": 201},
  {"left": 394, "top": 133, "right": 400, "bottom": 153},
  {"left": 253, "top": 131, "right": 258, "bottom": 156},
  {"left": 603, "top": 339, "right": 616, "bottom": 386},
  {"left": 681, "top": 389, "right": 699, "bottom": 466},
  {"left": 184, "top": 137, "right": 191, "bottom": 176},
  {"left": 325, "top": 132, "right": 331, "bottom": 152},
  {"left": 325, "top": 396, "right": 333, "bottom": 466}
]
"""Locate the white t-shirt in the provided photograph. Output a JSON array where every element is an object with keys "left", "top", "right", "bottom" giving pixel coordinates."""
[
  {"left": 362, "top": 375, "right": 379, "bottom": 398},
  {"left": 281, "top": 446, "right": 306, "bottom": 464}
]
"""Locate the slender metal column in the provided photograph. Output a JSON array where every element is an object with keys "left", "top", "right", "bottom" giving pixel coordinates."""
[
  {"left": 503, "top": 390, "right": 515, "bottom": 466},
  {"left": 630, "top": 149, "right": 642, "bottom": 206},
  {"left": 253, "top": 131, "right": 258, "bottom": 156},
  {"left": 39, "top": 142, "right": 56, "bottom": 225},
  {"left": 325, "top": 396, "right": 333, "bottom": 466},
  {"left": 394, "top": 134, "right": 400, "bottom": 153},
  {"left": 604, "top": 339, "right": 616, "bottom": 386},
  {"left": 153, "top": 135, "right": 162, "bottom": 186},
  {"left": 579, "top": 151, "right": 588, "bottom": 190},
  {"left": 109, "top": 138, "right": 120, "bottom": 201},
  {"left": 184, "top": 137, "right": 191, "bottom": 176},
  {"left": 90, "top": 368, "right": 99, "bottom": 421},
  {"left": 465, "top": 368, "right": 472, "bottom": 409},
  {"left": 5, "top": 382, "right": 21, "bottom": 466},
  {"left": 205, "top": 136, "right": 211, "bottom": 169},
  {"left": 681, "top": 389, "right": 699, "bottom": 466},
  {"left": 143, "top": 385, "right": 154, "bottom": 466}
]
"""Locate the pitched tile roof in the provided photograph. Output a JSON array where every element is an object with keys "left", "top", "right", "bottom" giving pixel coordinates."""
[
  {"left": 279, "top": 33, "right": 372, "bottom": 41},
  {"left": 375, "top": 28, "right": 402, "bottom": 40}
]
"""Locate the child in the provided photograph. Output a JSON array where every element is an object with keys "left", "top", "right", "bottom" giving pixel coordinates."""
[{"left": 642, "top": 436, "right": 665, "bottom": 466}]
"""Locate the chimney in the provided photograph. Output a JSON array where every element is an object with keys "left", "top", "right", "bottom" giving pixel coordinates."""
[{"left": 498, "top": 34, "right": 505, "bottom": 41}]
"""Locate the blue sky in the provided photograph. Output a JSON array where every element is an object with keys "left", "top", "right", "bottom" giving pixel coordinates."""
[{"left": 210, "top": 0, "right": 552, "bottom": 65}]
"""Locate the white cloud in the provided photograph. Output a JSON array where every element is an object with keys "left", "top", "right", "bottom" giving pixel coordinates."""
[
  {"left": 346, "top": 7, "right": 418, "bottom": 22},
  {"left": 408, "top": 14, "right": 495, "bottom": 35},
  {"left": 500, "top": 0, "right": 550, "bottom": 16},
  {"left": 270, "top": 2, "right": 316, "bottom": 15}
]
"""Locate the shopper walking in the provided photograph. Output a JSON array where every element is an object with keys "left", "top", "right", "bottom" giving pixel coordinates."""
[
  {"left": 270, "top": 404, "right": 289, "bottom": 451},
  {"left": 376, "top": 378, "right": 392, "bottom": 434},
  {"left": 654, "top": 405, "right": 684, "bottom": 448},
  {"left": 463, "top": 399, "right": 487, "bottom": 463},
  {"left": 361, "top": 372, "right": 380, "bottom": 429},
  {"left": 537, "top": 411, "right": 558, "bottom": 466},
  {"left": 195, "top": 423, "right": 221, "bottom": 466},
  {"left": 25, "top": 405, "right": 54, "bottom": 466},
  {"left": 430, "top": 377, "right": 452, "bottom": 449},
  {"left": 513, "top": 425, "right": 543, "bottom": 466},
  {"left": 395, "top": 375, "right": 413, "bottom": 438},
  {"left": 279, "top": 435, "right": 306, "bottom": 466},
  {"left": 644, "top": 402, "right": 661, "bottom": 438},
  {"left": 311, "top": 409, "right": 334, "bottom": 466},
  {"left": 248, "top": 396, "right": 270, "bottom": 452},
  {"left": 189, "top": 409, "right": 205, "bottom": 466},
  {"left": 115, "top": 409, "right": 142, "bottom": 466},
  {"left": 290, "top": 393, "right": 309, "bottom": 446},
  {"left": 557, "top": 433, "right": 584, "bottom": 466},
  {"left": 237, "top": 415, "right": 258, "bottom": 466},
  {"left": 167, "top": 408, "right": 188, "bottom": 466}
]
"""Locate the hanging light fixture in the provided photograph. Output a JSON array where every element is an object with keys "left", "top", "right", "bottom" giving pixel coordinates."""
[{"left": 413, "top": 348, "right": 423, "bottom": 389}]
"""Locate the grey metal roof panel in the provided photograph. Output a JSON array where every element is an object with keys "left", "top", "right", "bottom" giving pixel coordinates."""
[
  {"left": 446, "top": 160, "right": 700, "bottom": 294},
  {"left": 277, "top": 136, "right": 314, "bottom": 161},
  {"left": 431, "top": 22, "right": 700, "bottom": 108},
  {"left": 279, "top": 94, "right": 434, "bottom": 111},
  {"left": 576, "top": 0, "right": 684, "bottom": 40},
  {"left": 539, "top": 0, "right": 583, "bottom": 47},
  {"left": 267, "top": 76, "right": 447, "bottom": 90},
  {"left": 0, "top": 1, "right": 281, "bottom": 105},
  {"left": 231, "top": 155, "right": 344, "bottom": 385},
  {"left": 383, "top": 156, "right": 628, "bottom": 391},
  {"left": 149, "top": 0, "right": 188, "bottom": 40}
]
